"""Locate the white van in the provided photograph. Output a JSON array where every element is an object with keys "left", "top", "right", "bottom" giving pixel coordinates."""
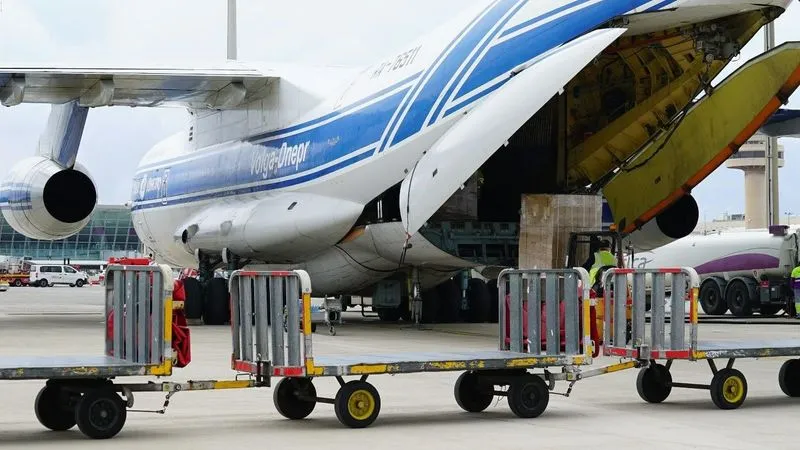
[{"left": 30, "top": 264, "right": 89, "bottom": 287}]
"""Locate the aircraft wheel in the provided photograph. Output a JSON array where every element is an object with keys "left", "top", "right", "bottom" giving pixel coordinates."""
[
  {"left": 466, "top": 279, "right": 490, "bottom": 323},
  {"left": 183, "top": 277, "right": 204, "bottom": 319},
  {"left": 436, "top": 279, "right": 461, "bottom": 323},
  {"left": 203, "top": 278, "right": 230, "bottom": 325},
  {"left": 486, "top": 279, "right": 499, "bottom": 323}
]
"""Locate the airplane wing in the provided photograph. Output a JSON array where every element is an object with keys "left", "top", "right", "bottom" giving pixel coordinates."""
[
  {"left": 0, "top": 62, "right": 278, "bottom": 109},
  {"left": 761, "top": 108, "right": 800, "bottom": 138}
]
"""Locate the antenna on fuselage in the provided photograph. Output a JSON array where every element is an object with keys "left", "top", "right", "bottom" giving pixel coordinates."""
[{"left": 227, "top": 0, "right": 237, "bottom": 60}]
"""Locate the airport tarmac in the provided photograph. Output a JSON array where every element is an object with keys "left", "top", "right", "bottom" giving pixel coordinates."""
[{"left": 0, "top": 286, "right": 799, "bottom": 449}]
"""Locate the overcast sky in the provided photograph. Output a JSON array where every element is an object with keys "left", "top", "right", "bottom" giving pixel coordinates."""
[{"left": 0, "top": 0, "right": 798, "bottom": 222}]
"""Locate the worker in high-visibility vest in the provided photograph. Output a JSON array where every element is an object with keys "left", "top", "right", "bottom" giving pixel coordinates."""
[
  {"left": 589, "top": 240, "right": 617, "bottom": 288},
  {"left": 792, "top": 264, "right": 800, "bottom": 318}
]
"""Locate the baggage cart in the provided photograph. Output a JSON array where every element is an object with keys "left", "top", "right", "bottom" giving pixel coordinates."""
[
  {"left": 228, "top": 268, "right": 596, "bottom": 428},
  {"left": 601, "top": 267, "right": 800, "bottom": 409},
  {"left": 0, "top": 264, "right": 270, "bottom": 440}
]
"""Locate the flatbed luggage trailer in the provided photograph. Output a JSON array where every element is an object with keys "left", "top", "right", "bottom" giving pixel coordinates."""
[
  {"left": 0, "top": 264, "right": 274, "bottom": 440},
  {"left": 602, "top": 267, "right": 800, "bottom": 409},
  {"left": 229, "top": 268, "right": 598, "bottom": 428}
]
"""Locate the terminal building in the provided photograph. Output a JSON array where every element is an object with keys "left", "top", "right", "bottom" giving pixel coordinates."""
[{"left": 0, "top": 204, "right": 143, "bottom": 263}]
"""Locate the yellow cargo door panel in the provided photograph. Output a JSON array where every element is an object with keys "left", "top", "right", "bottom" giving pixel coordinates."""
[{"left": 604, "top": 42, "right": 800, "bottom": 233}]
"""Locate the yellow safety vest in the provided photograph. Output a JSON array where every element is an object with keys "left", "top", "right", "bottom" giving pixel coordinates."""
[
  {"left": 792, "top": 265, "right": 800, "bottom": 279},
  {"left": 589, "top": 250, "right": 617, "bottom": 286}
]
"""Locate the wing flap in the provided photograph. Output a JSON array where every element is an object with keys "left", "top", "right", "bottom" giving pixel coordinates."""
[
  {"left": 0, "top": 62, "right": 278, "bottom": 108},
  {"left": 603, "top": 42, "right": 800, "bottom": 234},
  {"left": 398, "top": 28, "right": 627, "bottom": 237}
]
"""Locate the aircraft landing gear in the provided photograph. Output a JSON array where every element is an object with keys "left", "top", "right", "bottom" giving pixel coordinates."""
[{"left": 184, "top": 250, "right": 236, "bottom": 326}]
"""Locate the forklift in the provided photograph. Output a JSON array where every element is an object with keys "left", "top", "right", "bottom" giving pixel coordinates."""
[{"left": 564, "top": 227, "right": 633, "bottom": 353}]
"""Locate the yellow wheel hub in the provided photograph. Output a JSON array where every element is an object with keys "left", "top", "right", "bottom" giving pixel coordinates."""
[
  {"left": 722, "top": 376, "right": 744, "bottom": 403},
  {"left": 347, "top": 390, "right": 375, "bottom": 420}
]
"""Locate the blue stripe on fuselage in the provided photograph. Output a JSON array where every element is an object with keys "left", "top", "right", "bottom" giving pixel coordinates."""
[
  {"left": 132, "top": 86, "right": 411, "bottom": 208},
  {"left": 388, "top": 0, "right": 524, "bottom": 147},
  {"left": 455, "top": 0, "right": 651, "bottom": 99},
  {"left": 376, "top": 0, "right": 499, "bottom": 154},
  {"left": 131, "top": 0, "right": 653, "bottom": 212},
  {"left": 131, "top": 149, "right": 374, "bottom": 211},
  {"left": 427, "top": 0, "right": 531, "bottom": 126},
  {"left": 647, "top": 0, "right": 678, "bottom": 11}
]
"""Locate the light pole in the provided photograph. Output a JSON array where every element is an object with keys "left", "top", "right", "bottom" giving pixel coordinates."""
[
  {"left": 227, "top": 0, "right": 238, "bottom": 61},
  {"left": 765, "top": 22, "right": 780, "bottom": 226}
]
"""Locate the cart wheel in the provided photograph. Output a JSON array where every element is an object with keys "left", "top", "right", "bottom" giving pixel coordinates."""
[
  {"left": 334, "top": 380, "right": 381, "bottom": 428},
  {"left": 454, "top": 371, "right": 494, "bottom": 413},
  {"left": 636, "top": 364, "right": 672, "bottom": 403},
  {"left": 779, "top": 359, "right": 800, "bottom": 397},
  {"left": 710, "top": 368, "right": 747, "bottom": 410},
  {"left": 74, "top": 388, "right": 127, "bottom": 439},
  {"left": 507, "top": 374, "right": 549, "bottom": 419},
  {"left": 35, "top": 384, "right": 76, "bottom": 431},
  {"left": 273, "top": 378, "right": 317, "bottom": 420}
]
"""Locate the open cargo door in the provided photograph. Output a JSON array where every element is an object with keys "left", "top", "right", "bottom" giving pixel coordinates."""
[
  {"left": 399, "top": 28, "right": 627, "bottom": 237},
  {"left": 604, "top": 42, "right": 800, "bottom": 234}
]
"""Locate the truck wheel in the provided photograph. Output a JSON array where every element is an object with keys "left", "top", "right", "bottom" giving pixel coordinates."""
[
  {"left": 699, "top": 281, "right": 727, "bottom": 315},
  {"left": 726, "top": 280, "right": 753, "bottom": 317},
  {"left": 13, "top": 279, "right": 22, "bottom": 287}
]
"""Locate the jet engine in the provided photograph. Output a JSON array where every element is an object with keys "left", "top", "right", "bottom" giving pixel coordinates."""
[
  {"left": 624, "top": 194, "right": 699, "bottom": 252},
  {"left": 0, "top": 156, "right": 97, "bottom": 240}
]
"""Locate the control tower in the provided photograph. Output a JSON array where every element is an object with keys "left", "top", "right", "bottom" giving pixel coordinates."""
[{"left": 725, "top": 133, "right": 784, "bottom": 229}]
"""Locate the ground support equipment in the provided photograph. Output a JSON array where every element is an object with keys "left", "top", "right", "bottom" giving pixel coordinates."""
[
  {"left": 229, "top": 268, "right": 597, "bottom": 428},
  {"left": 0, "top": 263, "right": 275, "bottom": 440},
  {"left": 321, "top": 296, "right": 343, "bottom": 335},
  {"left": 601, "top": 267, "right": 800, "bottom": 409}
]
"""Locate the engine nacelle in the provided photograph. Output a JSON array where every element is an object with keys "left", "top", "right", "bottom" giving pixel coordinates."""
[
  {"left": 0, "top": 156, "right": 97, "bottom": 240},
  {"left": 624, "top": 194, "right": 699, "bottom": 252}
]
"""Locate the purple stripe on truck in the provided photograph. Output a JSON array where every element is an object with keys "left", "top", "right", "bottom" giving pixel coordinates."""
[{"left": 694, "top": 253, "right": 779, "bottom": 275}]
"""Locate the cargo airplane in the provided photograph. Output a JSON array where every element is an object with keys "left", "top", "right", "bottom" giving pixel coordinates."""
[{"left": 2, "top": 0, "right": 800, "bottom": 325}]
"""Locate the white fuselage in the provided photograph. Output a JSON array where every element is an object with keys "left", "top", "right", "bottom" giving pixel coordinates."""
[{"left": 129, "top": 0, "right": 795, "bottom": 295}]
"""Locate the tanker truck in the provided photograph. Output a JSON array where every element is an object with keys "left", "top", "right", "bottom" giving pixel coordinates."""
[{"left": 629, "top": 225, "right": 799, "bottom": 317}]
